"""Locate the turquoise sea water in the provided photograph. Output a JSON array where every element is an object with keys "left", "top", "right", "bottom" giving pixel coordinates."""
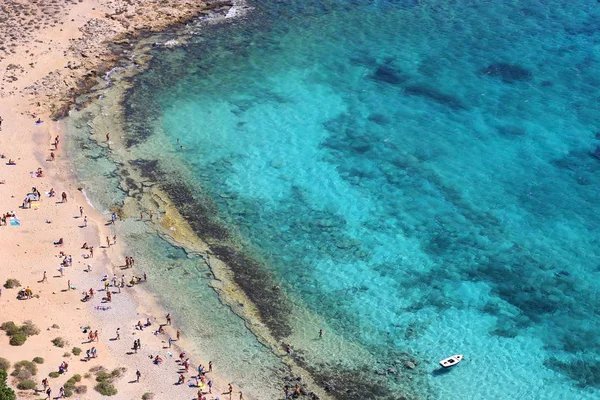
[{"left": 69, "top": 0, "right": 600, "bottom": 399}]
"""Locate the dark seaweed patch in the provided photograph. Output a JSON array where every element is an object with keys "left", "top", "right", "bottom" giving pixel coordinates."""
[
  {"left": 370, "top": 66, "right": 406, "bottom": 85},
  {"left": 160, "top": 181, "right": 230, "bottom": 242},
  {"left": 480, "top": 63, "right": 533, "bottom": 83},
  {"left": 550, "top": 156, "right": 580, "bottom": 171},
  {"left": 368, "top": 113, "right": 390, "bottom": 125},
  {"left": 403, "top": 84, "right": 466, "bottom": 110},
  {"left": 293, "top": 358, "right": 400, "bottom": 400},
  {"left": 545, "top": 358, "right": 600, "bottom": 388},
  {"left": 129, "top": 159, "right": 161, "bottom": 180},
  {"left": 210, "top": 244, "right": 292, "bottom": 340},
  {"left": 590, "top": 146, "right": 600, "bottom": 161},
  {"left": 497, "top": 125, "right": 526, "bottom": 137}
]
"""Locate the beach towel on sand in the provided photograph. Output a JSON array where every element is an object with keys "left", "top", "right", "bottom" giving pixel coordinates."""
[{"left": 10, "top": 217, "right": 20, "bottom": 226}]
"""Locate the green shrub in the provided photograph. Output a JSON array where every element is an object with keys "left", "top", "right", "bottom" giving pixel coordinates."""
[
  {"left": 110, "top": 367, "right": 125, "bottom": 379},
  {"left": 51, "top": 337, "right": 65, "bottom": 348},
  {"left": 1, "top": 321, "right": 40, "bottom": 345},
  {"left": 65, "top": 375, "right": 81, "bottom": 390},
  {"left": 75, "top": 385, "right": 87, "bottom": 394},
  {"left": 16, "top": 379, "right": 36, "bottom": 390},
  {"left": 0, "top": 370, "right": 16, "bottom": 400},
  {"left": 32, "top": 357, "right": 44, "bottom": 364},
  {"left": 10, "top": 368, "right": 31, "bottom": 381},
  {"left": 94, "top": 367, "right": 120, "bottom": 396},
  {"left": 9, "top": 333, "right": 27, "bottom": 346},
  {"left": 71, "top": 347, "right": 82, "bottom": 356},
  {"left": 94, "top": 381, "right": 117, "bottom": 396},
  {"left": 20, "top": 321, "right": 40, "bottom": 336},
  {"left": 83, "top": 373, "right": 91, "bottom": 379},
  {"left": 0, "top": 321, "right": 19, "bottom": 336},
  {"left": 64, "top": 388, "right": 74, "bottom": 397},
  {"left": 0, "top": 357, "right": 10, "bottom": 371},
  {"left": 62, "top": 352, "right": 71, "bottom": 358},
  {"left": 3, "top": 279, "right": 21, "bottom": 289},
  {"left": 89, "top": 365, "right": 106, "bottom": 373},
  {"left": 95, "top": 371, "right": 111, "bottom": 382},
  {"left": 13, "top": 360, "right": 37, "bottom": 376},
  {"left": 49, "top": 371, "right": 60, "bottom": 378},
  {"left": 142, "top": 393, "right": 154, "bottom": 400}
]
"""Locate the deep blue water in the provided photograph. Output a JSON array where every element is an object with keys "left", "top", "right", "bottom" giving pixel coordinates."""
[{"left": 71, "top": 0, "right": 600, "bottom": 398}]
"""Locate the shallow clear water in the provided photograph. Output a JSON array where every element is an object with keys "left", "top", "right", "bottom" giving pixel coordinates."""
[{"left": 70, "top": 0, "right": 600, "bottom": 399}]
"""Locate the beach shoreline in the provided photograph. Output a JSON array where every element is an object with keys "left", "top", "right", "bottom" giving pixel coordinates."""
[{"left": 0, "top": 1, "right": 282, "bottom": 399}]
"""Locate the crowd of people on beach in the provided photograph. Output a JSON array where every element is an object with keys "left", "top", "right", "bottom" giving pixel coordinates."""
[{"left": 0, "top": 112, "right": 317, "bottom": 400}]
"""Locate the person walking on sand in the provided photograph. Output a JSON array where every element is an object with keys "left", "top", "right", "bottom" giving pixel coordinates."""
[
  {"left": 106, "top": 236, "right": 110, "bottom": 247},
  {"left": 239, "top": 391, "right": 244, "bottom": 400},
  {"left": 168, "top": 337, "right": 172, "bottom": 348},
  {"left": 207, "top": 378, "right": 212, "bottom": 394},
  {"left": 106, "top": 132, "right": 110, "bottom": 142},
  {"left": 0, "top": 116, "right": 3, "bottom": 130},
  {"left": 41, "top": 271, "right": 48, "bottom": 283},
  {"left": 61, "top": 192, "right": 67, "bottom": 202},
  {"left": 228, "top": 383, "right": 233, "bottom": 399},
  {"left": 42, "top": 378, "right": 48, "bottom": 390},
  {"left": 79, "top": 206, "right": 83, "bottom": 217},
  {"left": 83, "top": 216, "right": 88, "bottom": 227},
  {"left": 166, "top": 313, "right": 172, "bottom": 325},
  {"left": 45, "top": 387, "right": 51, "bottom": 399},
  {"left": 176, "top": 329, "right": 181, "bottom": 340},
  {"left": 209, "top": 361, "right": 213, "bottom": 372},
  {"left": 136, "top": 370, "right": 141, "bottom": 383},
  {"left": 116, "top": 328, "right": 120, "bottom": 340},
  {"left": 89, "top": 247, "right": 94, "bottom": 258}
]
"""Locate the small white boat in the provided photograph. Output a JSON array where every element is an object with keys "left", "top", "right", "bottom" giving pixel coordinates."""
[{"left": 439, "top": 354, "right": 463, "bottom": 368}]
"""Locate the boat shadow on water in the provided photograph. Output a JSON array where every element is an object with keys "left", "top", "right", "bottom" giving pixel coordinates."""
[{"left": 431, "top": 367, "right": 453, "bottom": 377}]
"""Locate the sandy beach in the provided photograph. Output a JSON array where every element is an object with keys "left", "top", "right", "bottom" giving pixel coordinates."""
[{"left": 0, "top": 1, "right": 260, "bottom": 399}]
